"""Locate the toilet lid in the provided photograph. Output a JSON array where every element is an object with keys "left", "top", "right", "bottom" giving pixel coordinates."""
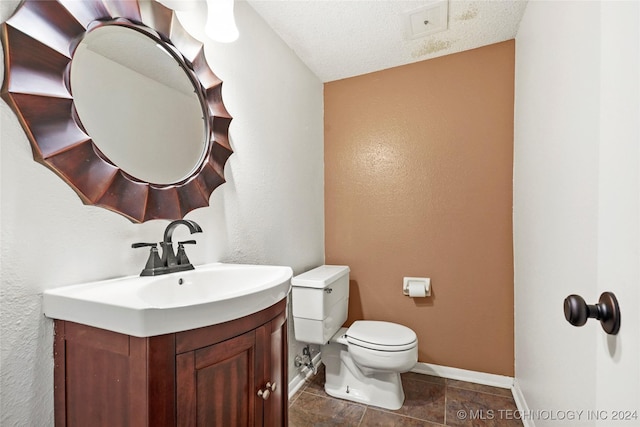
[{"left": 346, "top": 320, "right": 417, "bottom": 351}]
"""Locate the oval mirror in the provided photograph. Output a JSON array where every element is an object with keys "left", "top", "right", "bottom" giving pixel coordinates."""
[
  {"left": 1, "top": 0, "right": 233, "bottom": 222},
  {"left": 71, "top": 25, "right": 207, "bottom": 185}
]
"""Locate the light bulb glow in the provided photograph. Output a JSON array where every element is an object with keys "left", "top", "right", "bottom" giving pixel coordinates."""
[
  {"left": 205, "top": 0, "right": 239, "bottom": 43},
  {"left": 154, "top": 0, "right": 197, "bottom": 11}
]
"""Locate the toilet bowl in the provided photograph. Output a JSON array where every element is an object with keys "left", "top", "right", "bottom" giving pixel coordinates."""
[
  {"left": 322, "top": 321, "right": 418, "bottom": 409},
  {"left": 291, "top": 265, "right": 418, "bottom": 410}
]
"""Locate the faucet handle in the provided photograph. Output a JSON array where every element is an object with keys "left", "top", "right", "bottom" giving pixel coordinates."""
[
  {"left": 132, "top": 242, "right": 164, "bottom": 276},
  {"left": 176, "top": 240, "right": 197, "bottom": 266},
  {"left": 132, "top": 242, "right": 157, "bottom": 249}
]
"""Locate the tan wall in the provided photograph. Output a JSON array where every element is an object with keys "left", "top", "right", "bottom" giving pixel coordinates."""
[{"left": 324, "top": 40, "right": 515, "bottom": 376}]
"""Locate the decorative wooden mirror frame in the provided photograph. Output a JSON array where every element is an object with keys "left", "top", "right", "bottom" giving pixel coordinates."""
[{"left": 1, "top": 0, "right": 233, "bottom": 223}]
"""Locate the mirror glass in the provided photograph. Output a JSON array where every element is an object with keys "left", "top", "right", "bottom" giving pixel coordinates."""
[{"left": 70, "top": 25, "right": 207, "bottom": 185}]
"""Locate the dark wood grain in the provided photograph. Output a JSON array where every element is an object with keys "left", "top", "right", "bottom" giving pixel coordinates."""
[
  {"left": 176, "top": 352, "right": 197, "bottom": 427},
  {"left": 47, "top": 140, "right": 119, "bottom": 203},
  {"left": 1, "top": 0, "right": 233, "bottom": 222},
  {"left": 194, "top": 331, "right": 256, "bottom": 426},
  {"left": 53, "top": 300, "right": 288, "bottom": 426},
  {"left": 64, "top": 324, "right": 131, "bottom": 426},
  {"left": 175, "top": 299, "right": 286, "bottom": 354},
  {"left": 53, "top": 321, "right": 67, "bottom": 427},
  {"left": 146, "top": 334, "right": 177, "bottom": 427},
  {"left": 267, "top": 310, "right": 288, "bottom": 427},
  {"left": 58, "top": 0, "right": 112, "bottom": 30}
]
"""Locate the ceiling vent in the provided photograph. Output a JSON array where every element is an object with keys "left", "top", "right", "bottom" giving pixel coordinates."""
[{"left": 404, "top": 0, "right": 449, "bottom": 40}]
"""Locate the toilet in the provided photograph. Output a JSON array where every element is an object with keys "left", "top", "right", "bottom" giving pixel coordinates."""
[{"left": 291, "top": 265, "right": 418, "bottom": 410}]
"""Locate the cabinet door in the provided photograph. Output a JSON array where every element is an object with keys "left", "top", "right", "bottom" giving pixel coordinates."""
[
  {"left": 176, "top": 330, "right": 259, "bottom": 427},
  {"left": 54, "top": 321, "right": 176, "bottom": 427},
  {"left": 265, "top": 312, "right": 289, "bottom": 427},
  {"left": 261, "top": 312, "right": 287, "bottom": 427}
]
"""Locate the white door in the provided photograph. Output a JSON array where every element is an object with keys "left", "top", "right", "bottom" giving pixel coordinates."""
[
  {"left": 514, "top": 1, "right": 640, "bottom": 426},
  {"left": 594, "top": 1, "right": 639, "bottom": 421}
]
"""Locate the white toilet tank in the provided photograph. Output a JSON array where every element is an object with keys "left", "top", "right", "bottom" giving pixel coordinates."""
[{"left": 291, "top": 265, "right": 350, "bottom": 344}]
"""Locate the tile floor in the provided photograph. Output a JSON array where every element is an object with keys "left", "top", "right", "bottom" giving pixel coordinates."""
[{"left": 289, "top": 365, "right": 523, "bottom": 426}]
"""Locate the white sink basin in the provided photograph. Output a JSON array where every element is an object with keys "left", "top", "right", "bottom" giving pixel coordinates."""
[{"left": 43, "top": 263, "right": 293, "bottom": 337}]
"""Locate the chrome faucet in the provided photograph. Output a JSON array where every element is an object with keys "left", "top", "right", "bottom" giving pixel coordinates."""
[{"left": 132, "top": 220, "right": 202, "bottom": 276}]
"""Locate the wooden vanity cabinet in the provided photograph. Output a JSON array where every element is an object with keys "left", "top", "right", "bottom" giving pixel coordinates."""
[{"left": 53, "top": 299, "right": 288, "bottom": 427}]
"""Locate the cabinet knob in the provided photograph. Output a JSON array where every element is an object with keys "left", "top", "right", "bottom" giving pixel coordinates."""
[
  {"left": 257, "top": 381, "right": 277, "bottom": 400},
  {"left": 257, "top": 388, "right": 270, "bottom": 400}
]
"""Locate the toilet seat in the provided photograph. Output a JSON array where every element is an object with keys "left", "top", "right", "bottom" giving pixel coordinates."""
[{"left": 346, "top": 320, "right": 417, "bottom": 352}]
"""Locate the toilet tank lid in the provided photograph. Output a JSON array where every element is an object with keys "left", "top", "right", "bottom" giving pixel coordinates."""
[{"left": 291, "top": 265, "right": 350, "bottom": 289}]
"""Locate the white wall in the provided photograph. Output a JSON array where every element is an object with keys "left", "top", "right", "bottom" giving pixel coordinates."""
[
  {"left": 515, "top": 1, "right": 639, "bottom": 425},
  {"left": 0, "top": 1, "right": 324, "bottom": 425}
]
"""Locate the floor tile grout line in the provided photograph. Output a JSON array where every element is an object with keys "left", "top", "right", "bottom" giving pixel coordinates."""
[
  {"left": 299, "top": 389, "right": 369, "bottom": 409},
  {"left": 297, "top": 387, "right": 445, "bottom": 426},
  {"left": 446, "top": 384, "right": 514, "bottom": 399},
  {"left": 364, "top": 406, "right": 448, "bottom": 426},
  {"left": 408, "top": 374, "right": 513, "bottom": 399},
  {"left": 288, "top": 394, "right": 299, "bottom": 406},
  {"left": 361, "top": 401, "right": 447, "bottom": 425},
  {"left": 402, "top": 376, "right": 446, "bottom": 387},
  {"left": 444, "top": 378, "right": 513, "bottom": 396},
  {"left": 357, "top": 406, "right": 367, "bottom": 426},
  {"left": 451, "top": 387, "right": 513, "bottom": 399},
  {"left": 443, "top": 383, "right": 448, "bottom": 426}
]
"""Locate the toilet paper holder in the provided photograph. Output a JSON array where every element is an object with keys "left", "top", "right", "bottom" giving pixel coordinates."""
[{"left": 402, "top": 277, "right": 431, "bottom": 297}]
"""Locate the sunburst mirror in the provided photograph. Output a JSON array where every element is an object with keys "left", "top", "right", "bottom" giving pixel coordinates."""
[{"left": 1, "top": 0, "right": 233, "bottom": 222}]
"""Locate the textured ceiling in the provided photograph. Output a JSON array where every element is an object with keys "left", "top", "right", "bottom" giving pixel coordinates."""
[{"left": 246, "top": 0, "right": 528, "bottom": 82}]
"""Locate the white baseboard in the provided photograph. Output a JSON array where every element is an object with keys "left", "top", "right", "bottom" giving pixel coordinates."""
[
  {"left": 411, "top": 362, "right": 515, "bottom": 389},
  {"left": 511, "top": 378, "right": 535, "bottom": 427},
  {"left": 288, "top": 353, "right": 322, "bottom": 399}
]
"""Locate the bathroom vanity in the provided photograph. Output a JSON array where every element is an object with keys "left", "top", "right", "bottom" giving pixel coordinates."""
[
  {"left": 53, "top": 299, "right": 287, "bottom": 427},
  {"left": 44, "top": 262, "right": 293, "bottom": 426}
]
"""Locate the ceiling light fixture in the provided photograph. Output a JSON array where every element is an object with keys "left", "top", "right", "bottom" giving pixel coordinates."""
[
  {"left": 154, "top": 0, "right": 239, "bottom": 43},
  {"left": 205, "top": 0, "right": 239, "bottom": 43},
  {"left": 154, "top": 0, "right": 197, "bottom": 11}
]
